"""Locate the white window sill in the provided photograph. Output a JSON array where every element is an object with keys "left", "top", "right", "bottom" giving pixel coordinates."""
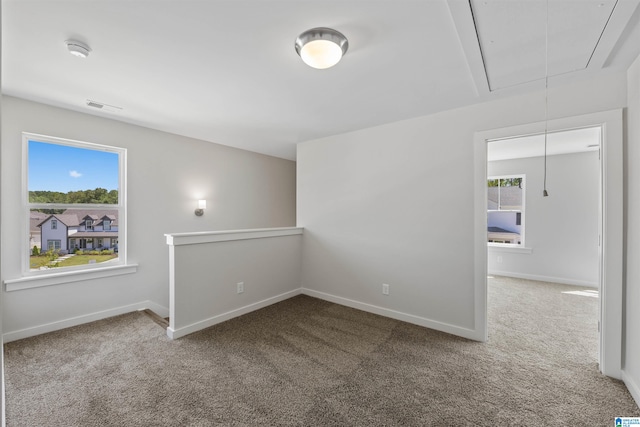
[
  {"left": 487, "top": 244, "right": 533, "bottom": 254},
  {"left": 4, "top": 263, "right": 138, "bottom": 292}
]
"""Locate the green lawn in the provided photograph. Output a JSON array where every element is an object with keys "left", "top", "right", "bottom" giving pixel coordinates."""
[
  {"left": 30, "top": 254, "right": 118, "bottom": 269},
  {"left": 29, "top": 256, "right": 52, "bottom": 269},
  {"left": 57, "top": 254, "right": 118, "bottom": 267}
]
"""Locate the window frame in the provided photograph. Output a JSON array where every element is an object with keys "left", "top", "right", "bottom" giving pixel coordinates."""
[
  {"left": 21, "top": 132, "right": 129, "bottom": 278},
  {"left": 47, "top": 240, "right": 61, "bottom": 251},
  {"left": 487, "top": 174, "right": 525, "bottom": 247}
]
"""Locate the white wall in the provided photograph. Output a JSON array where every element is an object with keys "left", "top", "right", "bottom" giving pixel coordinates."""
[
  {"left": 624, "top": 54, "right": 640, "bottom": 405},
  {"left": 166, "top": 228, "right": 303, "bottom": 339},
  {"left": 0, "top": 9, "right": 5, "bottom": 423},
  {"left": 487, "top": 152, "right": 600, "bottom": 287},
  {"left": 298, "top": 71, "right": 626, "bottom": 340},
  {"left": 1, "top": 96, "right": 296, "bottom": 340}
]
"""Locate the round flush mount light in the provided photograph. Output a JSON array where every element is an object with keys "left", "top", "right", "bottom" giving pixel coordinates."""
[
  {"left": 295, "top": 27, "right": 348, "bottom": 69},
  {"left": 65, "top": 39, "right": 91, "bottom": 58}
]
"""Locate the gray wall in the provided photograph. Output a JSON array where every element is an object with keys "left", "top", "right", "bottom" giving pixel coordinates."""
[
  {"left": 487, "top": 151, "right": 600, "bottom": 287},
  {"left": 1, "top": 96, "right": 296, "bottom": 338},
  {"left": 298, "top": 71, "right": 626, "bottom": 340},
  {"left": 624, "top": 52, "right": 640, "bottom": 405},
  {"left": 168, "top": 230, "right": 302, "bottom": 338},
  {"left": 0, "top": 7, "right": 4, "bottom": 421}
]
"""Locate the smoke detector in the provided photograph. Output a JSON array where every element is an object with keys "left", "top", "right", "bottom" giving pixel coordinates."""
[{"left": 65, "top": 40, "right": 91, "bottom": 58}]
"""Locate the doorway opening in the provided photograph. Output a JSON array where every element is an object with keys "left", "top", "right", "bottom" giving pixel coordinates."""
[
  {"left": 473, "top": 109, "right": 623, "bottom": 379},
  {"left": 486, "top": 126, "right": 601, "bottom": 367},
  {"left": 486, "top": 126, "right": 601, "bottom": 287}
]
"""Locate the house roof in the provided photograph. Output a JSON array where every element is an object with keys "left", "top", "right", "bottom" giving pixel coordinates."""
[
  {"left": 488, "top": 226, "right": 517, "bottom": 234},
  {"left": 29, "top": 211, "right": 49, "bottom": 233},
  {"left": 64, "top": 209, "right": 118, "bottom": 226},
  {"left": 487, "top": 227, "right": 520, "bottom": 240},
  {"left": 36, "top": 209, "right": 119, "bottom": 228},
  {"left": 99, "top": 215, "right": 117, "bottom": 226},
  {"left": 36, "top": 213, "right": 83, "bottom": 228},
  {"left": 488, "top": 186, "right": 522, "bottom": 211}
]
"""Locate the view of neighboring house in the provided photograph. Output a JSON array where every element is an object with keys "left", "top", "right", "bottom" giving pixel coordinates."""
[
  {"left": 487, "top": 226, "right": 521, "bottom": 244},
  {"left": 29, "top": 211, "right": 48, "bottom": 250},
  {"left": 37, "top": 209, "right": 119, "bottom": 253},
  {"left": 487, "top": 182, "right": 523, "bottom": 244}
]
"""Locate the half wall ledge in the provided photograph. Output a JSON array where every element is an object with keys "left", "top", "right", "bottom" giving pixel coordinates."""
[
  {"left": 164, "top": 227, "right": 303, "bottom": 246},
  {"left": 165, "top": 227, "right": 304, "bottom": 339}
]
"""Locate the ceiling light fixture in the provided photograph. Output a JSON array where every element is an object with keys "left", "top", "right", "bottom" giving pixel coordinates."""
[
  {"left": 295, "top": 27, "right": 348, "bottom": 69},
  {"left": 65, "top": 39, "right": 91, "bottom": 58}
]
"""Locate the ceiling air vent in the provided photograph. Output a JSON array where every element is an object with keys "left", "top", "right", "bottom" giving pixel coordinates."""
[{"left": 86, "top": 99, "right": 123, "bottom": 113}]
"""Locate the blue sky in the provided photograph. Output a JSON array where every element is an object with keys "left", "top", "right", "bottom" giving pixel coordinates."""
[{"left": 28, "top": 140, "right": 119, "bottom": 192}]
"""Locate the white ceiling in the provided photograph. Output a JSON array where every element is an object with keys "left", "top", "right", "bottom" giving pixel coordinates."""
[
  {"left": 471, "top": 0, "right": 618, "bottom": 90},
  {"left": 487, "top": 126, "right": 601, "bottom": 162},
  {"left": 3, "top": 0, "right": 640, "bottom": 161}
]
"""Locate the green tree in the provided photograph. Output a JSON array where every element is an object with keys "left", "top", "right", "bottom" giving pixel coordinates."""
[{"left": 29, "top": 188, "right": 118, "bottom": 205}]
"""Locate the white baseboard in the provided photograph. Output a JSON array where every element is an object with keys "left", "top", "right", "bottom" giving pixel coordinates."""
[
  {"left": 142, "top": 301, "right": 170, "bottom": 319},
  {"left": 167, "top": 289, "right": 302, "bottom": 340},
  {"left": 3, "top": 300, "right": 169, "bottom": 343},
  {"left": 488, "top": 270, "right": 598, "bottom": 288},
  {"left": 301, "top": 288, "right": 482, "bottom": 341},
  {"left": 622, "top": 370, "right": 640, "bottom": 409}
]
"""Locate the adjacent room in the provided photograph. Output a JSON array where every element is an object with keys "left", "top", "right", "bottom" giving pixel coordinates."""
[
  {"left": 486, "top": 127, "right": 602, "bottom": 377},
  {"left": 2, "top": 0, "right": 640, "bottom": 425}
]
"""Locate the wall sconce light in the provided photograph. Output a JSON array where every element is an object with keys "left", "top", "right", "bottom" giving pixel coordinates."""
[{"left": 195, "top": 199, "right": 206, "bottom": 216}]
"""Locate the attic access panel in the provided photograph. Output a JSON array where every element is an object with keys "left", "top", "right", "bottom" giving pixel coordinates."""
[{"left": 470, "top": 0, "right": 617, "bottom": 91}]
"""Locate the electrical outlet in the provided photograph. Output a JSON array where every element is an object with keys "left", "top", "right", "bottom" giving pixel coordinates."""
[
  {"left": 382, "top": 283, "right": 390, "bottom": 295},
  {"left": 237, "top": 282, "right": 244, "bottom": 294}
]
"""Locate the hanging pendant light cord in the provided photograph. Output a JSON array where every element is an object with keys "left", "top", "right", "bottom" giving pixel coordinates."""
[{"left": 543, "top": 0, "right": 550, "bottom": 197}]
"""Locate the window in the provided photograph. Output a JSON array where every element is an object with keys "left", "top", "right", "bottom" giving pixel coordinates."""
[
  {"left": 488, "top": 175, "right": 525, "bottom": 246},
  {"left": 47, "top": 240, "right": 61, "bottom": 250},
  {"left": 103, "top": 219, "right": 111, "bottom": 231},
  {"left": 25, "top": 133, "right": 126, "bottom": 274}
]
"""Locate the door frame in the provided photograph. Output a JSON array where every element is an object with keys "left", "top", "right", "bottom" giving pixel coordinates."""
[{"left": 473, "top": 109, "right": 623, "bottom": 379}]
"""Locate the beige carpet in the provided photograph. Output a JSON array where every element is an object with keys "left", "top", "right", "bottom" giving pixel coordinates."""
[{"left": 4, "top": 276, "right": 639, "bottom": 426}]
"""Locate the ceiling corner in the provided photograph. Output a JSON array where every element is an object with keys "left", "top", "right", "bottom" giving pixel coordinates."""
[
  {"left": 446, "top": 0, "right": 490, "bottom": 98},
  {"left": 590, "top": 0, "right": 640, "bottom": 69}
]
